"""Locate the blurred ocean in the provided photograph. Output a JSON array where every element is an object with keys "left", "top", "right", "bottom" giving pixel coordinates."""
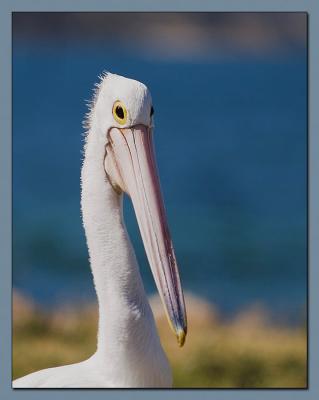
[{"left": 13, "top": 42, "right": 307, "bottom": 323}]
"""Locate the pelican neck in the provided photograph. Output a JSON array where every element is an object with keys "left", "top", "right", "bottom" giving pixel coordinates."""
[{"left": 80, "top": 131, "right": 159, "bottom": 358}]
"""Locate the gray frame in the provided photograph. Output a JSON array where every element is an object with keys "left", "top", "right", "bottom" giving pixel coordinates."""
[{"left": 1, "top": 0, "right": 318, "bottom": 399}]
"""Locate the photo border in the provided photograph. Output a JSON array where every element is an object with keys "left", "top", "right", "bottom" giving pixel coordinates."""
[{"left": 1, "top": 1, "right": 318, "bottom": 399}]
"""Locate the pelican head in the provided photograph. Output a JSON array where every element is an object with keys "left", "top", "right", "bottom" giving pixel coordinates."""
[{"left": 91, "top": 72, "right": 187, "bottom": 346}]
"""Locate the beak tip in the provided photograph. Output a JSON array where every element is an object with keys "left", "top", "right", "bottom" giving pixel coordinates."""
[{"left": 176, "top": 327, "right": 187, "bottom": 347}]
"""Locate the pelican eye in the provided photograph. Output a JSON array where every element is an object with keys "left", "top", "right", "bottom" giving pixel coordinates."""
[{"left": 112, "top": 101, "right": 127, "bottom": 125}]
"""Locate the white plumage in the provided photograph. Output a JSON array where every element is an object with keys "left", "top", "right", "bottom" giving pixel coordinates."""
[{"left": 13, "top": 73, "right": 186, "bottom": 388}]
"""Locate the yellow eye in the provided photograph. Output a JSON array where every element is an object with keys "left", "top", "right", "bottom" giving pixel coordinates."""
[{"left": 112, "top": 101, "right": 127, "bottom": 125}]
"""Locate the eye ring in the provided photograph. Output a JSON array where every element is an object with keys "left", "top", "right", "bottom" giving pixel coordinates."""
[{"left": 112, "top": 101, "right": 127, "bottom": 125}]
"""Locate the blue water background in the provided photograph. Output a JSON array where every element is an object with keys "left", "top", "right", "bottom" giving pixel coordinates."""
[{"left": 13, "top": 43, "right": 307, "bottom": 322}]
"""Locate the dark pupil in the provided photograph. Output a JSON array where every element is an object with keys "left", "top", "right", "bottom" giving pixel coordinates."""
[
  {"left": 150, "top": 106, "right": 154, "bottom": 117},
  {"left": 116, "top": 106, "right": 124, "bottom": 119}
]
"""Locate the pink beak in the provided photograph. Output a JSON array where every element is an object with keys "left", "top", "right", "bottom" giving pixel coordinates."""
[{"left": 104, "top": 124, "right": 187, "bottom": 346}]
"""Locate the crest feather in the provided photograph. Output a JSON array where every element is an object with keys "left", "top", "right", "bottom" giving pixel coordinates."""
[{"left": 82, "top": 71, "right": 110, "bottom": 138}]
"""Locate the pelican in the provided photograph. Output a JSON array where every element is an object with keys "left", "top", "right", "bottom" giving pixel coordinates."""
[{"left": 13, "top": 73, "right": 187, "bottom": 388}]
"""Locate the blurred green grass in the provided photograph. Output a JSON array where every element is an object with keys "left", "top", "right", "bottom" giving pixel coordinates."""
[{"left": 13, "top": 290, "right": 307, "bottom": 388}]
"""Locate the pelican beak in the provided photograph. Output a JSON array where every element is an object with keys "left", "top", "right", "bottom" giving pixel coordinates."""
[{"left": 104, "top": 124, "right": 187, "bottom": 346}]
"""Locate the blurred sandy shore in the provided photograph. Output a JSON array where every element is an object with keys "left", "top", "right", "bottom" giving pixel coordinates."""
[{"left": 13, "top": 290, "right": 307, "bottom": 388}]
